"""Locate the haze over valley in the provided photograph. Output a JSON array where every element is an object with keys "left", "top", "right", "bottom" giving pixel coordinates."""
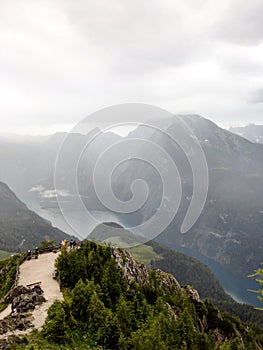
[{"left": 0, "top": 115, "right": 262, "bottom": 307}]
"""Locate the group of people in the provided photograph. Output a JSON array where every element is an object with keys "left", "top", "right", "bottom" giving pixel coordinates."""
[
  {"left": 26, "top": 247, "right": 39, "bottom": 260},
  {"left": 61, "top": 239, "right": 77, "bottom": 251}
]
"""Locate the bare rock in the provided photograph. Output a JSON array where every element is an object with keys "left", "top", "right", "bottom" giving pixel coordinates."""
[
  {"left": 155, "top": 269, "right": 181, "bottom": 293},
  {"left": 5, "top": 285, "right": 46, "bottom": 315},
  {"left": 112, "top": 247, "right": 149, "bottom": 286},
  {"left": 185, "top": 286, "right": 201, "bottom": 302}
]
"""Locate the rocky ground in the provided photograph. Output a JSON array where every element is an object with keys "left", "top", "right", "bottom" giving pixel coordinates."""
[
  {"left": 0, "top": 285, "right": 46, "bottom": 349},
  {"left": 0, "top": 252, "right": 63, "bottom": 348}
]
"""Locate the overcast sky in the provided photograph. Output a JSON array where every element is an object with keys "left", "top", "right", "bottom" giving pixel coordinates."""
[{"left": 1, "top": 0, "right": 263, "bottom": 135}]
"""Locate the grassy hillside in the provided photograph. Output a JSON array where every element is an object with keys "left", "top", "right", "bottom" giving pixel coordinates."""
[
  {"left": 129, "top": 244, "right": 163, "bottom": 265},
  {"left": 0, "top": 250, "right": 11, "bottom": 260},
  {"left": 0, "top": 253, "right": 26, "bottom": 312}
]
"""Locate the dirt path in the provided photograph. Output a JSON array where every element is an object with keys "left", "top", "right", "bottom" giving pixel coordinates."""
[
  {"left": 19, "top": 252, "right": 63, "bottom": 329},
  {"left": 0, "top": 305, "right": 11, "bottom": 320},
  {"left": 0, "top": 252, "right": 63, "bottom": 331}
]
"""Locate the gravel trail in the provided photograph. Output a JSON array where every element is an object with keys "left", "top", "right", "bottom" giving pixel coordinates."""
[{"left": 0, "top": 251, "right": 63, "bottom": 331}]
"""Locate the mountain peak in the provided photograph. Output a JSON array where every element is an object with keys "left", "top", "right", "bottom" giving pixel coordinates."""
[{"left": 229, "top": 124, "right": 263, "bottom": 144}]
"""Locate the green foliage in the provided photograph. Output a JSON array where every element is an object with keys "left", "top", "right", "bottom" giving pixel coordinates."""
[
  {"left": 219, "top": 339, "right": 231, "bottom": 350},
  {"left": 248, "top": 264, "right": 263, "bottom": 310},
  {"left": 40, "top": 241, "right": 263, "bottom": 348},
  {"left": 149, "top": 241, "right": 263, "bottom": 327},
  {"left": 42, "top": 300, "right": 72, "bottom": 344},
  {"left": 7, "top": 329, "right": 101, "bottom": 350},
  {"left": 129, "top": 245, "right": 163, "bottom": 266},
  {"left": 0, "top": 250, "right": 11, "bottom": 260},
  {"left": 0, "top": 253, "right": 27, "bottom": 313},
  {"left": 8, "top": 240, "right": 263, "bottom": 349},
  {"left": 0, "top": 253, "right": 26, "bottom": 302},
  {"left": 38, "top": 240, "right": 57, "bottom": 250},
  {"left": 148, "top": 241, "right": 228, "bottom": 301}
]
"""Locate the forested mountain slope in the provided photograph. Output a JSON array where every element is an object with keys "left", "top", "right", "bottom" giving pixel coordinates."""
[
  {"left": 0, "top": 240, "right": 263, "bottom": 349},
  {"left": 90, "top": 223, "right": 263, "bottom": 327},
  {"left": 0, "top": 181, "right": 70, "bottom": 252},
  {"left": 146, "top": 241, "right": 263, "bottom": 328}
]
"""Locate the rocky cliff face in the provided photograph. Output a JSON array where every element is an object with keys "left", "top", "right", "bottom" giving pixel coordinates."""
[
  {"left": 112, "top": 245, "right": 184, "bottom": 294},
  {"left": 112, "top": 245, "right": 199, "bottom": 299},
  {"left": 112, "top": 246, "right": 149, "bottom": 286}
]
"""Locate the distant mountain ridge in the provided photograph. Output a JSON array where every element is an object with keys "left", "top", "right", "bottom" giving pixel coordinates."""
[
  {"left": 0, "top": 181, "right": 71, "bottom": 252},
  {"left": 229, "top": 124, "right": 263, "bottom": 144},
  {"left": 112, "top": 115, "right": 263, "bottom": 277},
  {"left": 0, "top": 115, "right": 262, "bottom": 280}
]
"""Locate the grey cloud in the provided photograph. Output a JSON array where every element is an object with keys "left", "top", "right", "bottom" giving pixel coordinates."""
[
  {"left": 62, "top": 0, "right": 213, "bottom": 75},
  {"left": 1, "top": 0, "right": 263, "bottom": 133},
  {"left": 214, "top": 47, "right": 263, "bottom": 76},
  {"left": 249, "top": 89, "right": 263, "bottom": 104},
  {"left": 215, "top": 0, "right": 263, "bottom": 46}
]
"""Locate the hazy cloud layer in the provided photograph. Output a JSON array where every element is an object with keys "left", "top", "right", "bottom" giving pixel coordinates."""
[
  {"left": 0, "top": 0, "right": 263, "bottom": 134},
  {"left": 215, "top": 0, "right": 263, "bottom": 45},
  {"left": 250, "top": 88, "right": 263, "bottom": 104}
]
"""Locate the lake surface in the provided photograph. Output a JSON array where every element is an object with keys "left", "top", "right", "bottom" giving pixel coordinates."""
[
  {"left": 31, "top": 203, "right": 124, "bottom": 239},
  {"left": 167, "top": 244, "right": 262, "bottom": 308}
]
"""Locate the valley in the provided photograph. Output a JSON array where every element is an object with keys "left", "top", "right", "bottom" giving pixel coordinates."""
[{"left": 0, "top": 116, "right": 263, "bottom": 312}]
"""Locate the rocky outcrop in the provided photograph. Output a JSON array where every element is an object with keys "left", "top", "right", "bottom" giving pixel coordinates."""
[
  {"left": 0, "top": 335, "right": 27, "bottom": 350},
  {"left": 0, "top": 314, "right": 33, "bottom": 335},
  {"left": 154, "top": 269, "right": 181, "bottom": 293},
  {"left": 112, "top": 246, "right": 149, "bottom": 286},
  {"left": 184, "top": 285, "right": 201, "bottom": 302},
  {"left": 5, "top": 285, "right": 46, "bottom": 314},
  {"left": 112, "top": 246, "right": 229, "bottom": 341},
  {"left": 0, "top": 284, "right": 46, "bottom": 343},
  {"left": 112, "top": 246, "right": 197, "bottom": 299}
]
